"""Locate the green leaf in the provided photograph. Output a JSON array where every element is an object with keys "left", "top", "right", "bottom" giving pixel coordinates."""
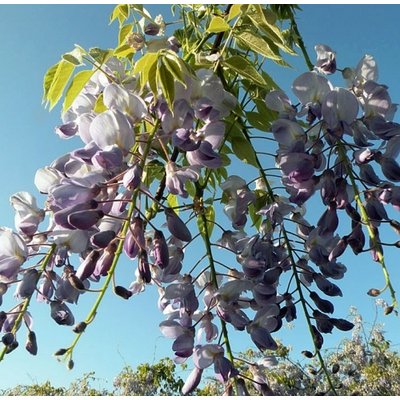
[
  {"left": 248, "top": 4, "right": 296, "bottom": 55},
  {"left": 235, "top": 30, "right": 283, "bottom": 61},
  {"left": 161, "top": 53, "right": 187, "bottom": 88},
  {"left": 248, "top": 203, "right": 262, "bottom": 230},
  {"left": 133, "top": 52, "right": 158, "bottom": 90},
  {"left": 47, "top": 60, "right": 75, "bottom": 110},
  {"left": 228, "top": 123, "right": 259, "bottom": 168},
  {"left": 119, "top": 23, "right": 133, "bottom": 45},
  {"left": 223, "top": 55, "right": 266, "bottom": 86},
  {"left": 261, "top": 71, "right": 280, "bottom": 89},
  {"left": 227, "top": 4, "right": 242, "bottom": 21},
  {"left": 197, "top": 205, "right": 215, "bottom": 239},
  {"left": 114, "top": 44, "right": 135, "bottom": 58},
  {"left": 42, "top": 61, "right": 60, "bottom": 103},
  {"left": 156, "top": 62, "right": 175, "bottom": 111},
  {"left": 167, "top": 194, "right": 179, "bottom": 214},
  {"left": 93, "top": 93, "right": 107, "bottom": 113},
  {"left": 109, "top": 4, "right": 130, "bottom": 25},
  {"left": 207, "top": 16, "right": 230, "bottom": 33},
  {"left": 62, "top": 47, "right": 84, "bottom": 66},
  {"left": 89, "top": 47, "right": 113, "bottom": 65},
  {"left": 62, "top": 70, "right": 94, "bottom": 112},
  {"left": 246, "top": 111, "right": 270, "bottom": 132}
]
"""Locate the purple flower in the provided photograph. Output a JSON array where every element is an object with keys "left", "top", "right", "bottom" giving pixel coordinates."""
[
  {"left": 152, "top": 230, "right": 169, "bottom": 269},
  {"left": 55, "top": 121, "right": 78, "bottom": 139},
  {"left": 50, "top": 301, "right": 75, "bottom": 326},
  {"left": 49, "top": 180, "right": 100, "bottom": 209},
  {"left": 165, "top": 208, "right": 192, "bottom": 242},
  {"left": 186, "top": 141, "right": 222, "bottom": 169},
  {"left": 279, "top": 151, "right": 316, "bottom": 183},
  {"left": 172, "top": 128, "right": 201, "bottom": 151},
  {"left": 14, "top": 269, "right": 38, "bottom": 299},
  {"left": 165, "top": 162, "right": 200, "bottom": 198}
]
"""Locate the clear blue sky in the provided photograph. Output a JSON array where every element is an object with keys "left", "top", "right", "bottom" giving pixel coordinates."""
[{"left": 0, "top": 4, "right": 400, "bottom": 390}]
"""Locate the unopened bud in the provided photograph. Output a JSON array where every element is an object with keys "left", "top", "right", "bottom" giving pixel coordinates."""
[
  {"left": 308, "top": 367, "right": 318, "bottom": 375},
  {"left": 367, "top": 288, "right": 381, "bottom": 297},
  {"left": 72, "top": 321, "right": 87, "bottom": 334},
  {"left": 114, "top": 285, "right": 132, "bottom": 300},
  {"left": 126, "top": 32, "right": 145, "bottom": 50},
  {"left": 342, "top": 67, "right": 354, "bottom": 80},
  {"left": 67, "top": 359, "right": 74, "bottom": 370},
  {"left": 332, "top": 363, "right": 340, "bottom": 374},
  {"left": 301, "top": 350, "right": 314, "bottom": 359},
  {"left": 5, "top": 340, "right": 18, "bottom": 354},
  {"left": 384, "top": 305, "right": 394, "bottom": 315},
  {"left": 54, "top": 348, "right": 68, "bottom": 356},
  {"left": 25, "top": 331, "right": 38, "bottom": 356},
  {"left": 389, "top": 220, "right": 400, "bottom": 235},
  {"left": 68, "top": 274, "right": 86, "bottom": 291},
  {"left": 0, "top": 311, "right": 6, "bottom": 331},
  {"left": 144, "top": 22, "right": 161, "bottom": 36},
  {"left": 2, "top": 332, "right": 15, "bottom": 346},
  {"left": 331, "top": 318, "right": 354, "bottom": 331}
]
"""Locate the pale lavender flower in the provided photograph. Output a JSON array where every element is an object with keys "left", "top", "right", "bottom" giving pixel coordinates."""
[
  {"left": 314, "top": 44, "right": 336, "bottom": 74},
  {"left": 0, "top": 228, "right": 28, "bottom": 283},
  {"left": 10, "top": 192, "right": 45, "bottom": 236}
]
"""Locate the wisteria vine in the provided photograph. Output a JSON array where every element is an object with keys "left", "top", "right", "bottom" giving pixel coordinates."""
[{"left": 0, "top": 4, "right": 399, "bottom": 395}]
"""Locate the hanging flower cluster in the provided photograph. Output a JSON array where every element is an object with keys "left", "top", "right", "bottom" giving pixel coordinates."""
[{"left": 0, "top": 5, "right": 399, "bottom": 396}]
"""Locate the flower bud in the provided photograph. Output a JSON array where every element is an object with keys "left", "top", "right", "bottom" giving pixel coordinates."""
[
  {"left": 67, "top": 359, "right": 74, "bottom": 370},
  {"left": 153, "top": 230, "right": 169, "bottom": 269},
  {"left": 114, "top": 285, "right": 132, "bottom": 300},
  {"left": 126, "top": 32, "right": 145, "bottom": 50},
  {"left": 165, "top": 208, "right": 192, "bottom": 242},
  {"left": 236, "top": 378, "right": 250, "bottom": 396},
  {"left": 309, "top": 291, "right": 334, "bottom": 314},
  {"left": 390, "top": 220, "right": 400, "bottom": 235},
  {"left": 144, "top": 22, "right": 161, "bottom": 36},
  {"left": 331, "top": 363, "right": 340, "bottom": 374},
  {"left": 50, "top": 301, "right": 75, "bottom": 326},
  {"left": 302, "top": 350, "right": 314, "bottom": 358},
  {"left": 25, "top": 331, "right": 38, "bottom": 355},
  {"left": 2, "top": 332, "right": 15, "bottom": 346},
  {"left": 138, "top": 250, "right": 151, "bottom": 283},
  {"left": 0, "top": 311, "right": 7, "bottom": 331},
  {"left": 67, "top": 274, "right": 86, "bottom": 291},
  {"left": 54, "top": 348, "right": 68, "bottom": 356},
  {"left": 367, "top": 288, "right": 381, "bottom": 297},
  {"left": 311, "top": 325, "right": 323, "bottom": 349},
  {"left": 5, "top": 340, "right": 19, "bottom": 354},
  {"left": 331, "top": 318, "right": 354, "bottom": 331},
  {"left": 181, "top": 367, "right": 203, "bottom": 395},
  {"left": 308, "top": 367, "right": 318, "bottom": 375},
  {"left": 72, "top": 321, "right": 87, "bottom": 333},
  {"left": 15, "top": 269, "right": 39, "bottom": 299},
  {"left": 384, "top": 305, "right": 394, "bottom": 315}
]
